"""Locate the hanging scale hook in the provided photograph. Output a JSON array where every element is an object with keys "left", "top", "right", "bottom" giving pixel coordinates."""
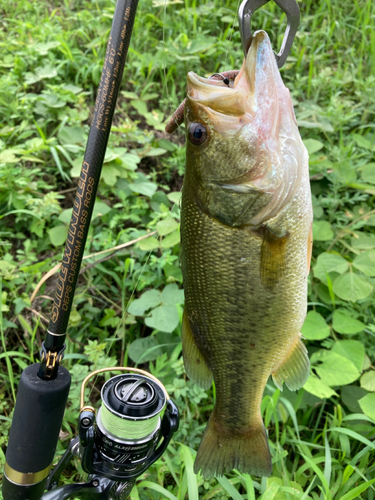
[{"left": 238, "top": 0, "right": 300, "bottom": 68}]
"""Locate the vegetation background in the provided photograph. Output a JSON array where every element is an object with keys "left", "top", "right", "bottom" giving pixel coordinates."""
[{"left": 1, "top": 0, "right": 375, "bottom": 498}]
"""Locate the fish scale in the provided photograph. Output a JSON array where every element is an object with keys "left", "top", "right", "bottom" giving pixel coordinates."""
[{"left": 179, "top": 30, "right": 312, "bottom": 478}]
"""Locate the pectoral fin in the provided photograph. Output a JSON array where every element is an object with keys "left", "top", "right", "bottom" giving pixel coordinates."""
[
  {"left": 272, "top": 335, "right": 310, "bottom": 391},
  {"left": 260, "top": 226, "right": 289, "bottom": 286},
  {"left": 182, "top": 311, "right": 213, "bottom": 390}
]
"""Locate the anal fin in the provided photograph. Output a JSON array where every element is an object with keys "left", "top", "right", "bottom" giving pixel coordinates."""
[
  {"left": 182, "top": 310, "right": 213, "bottom": 390},
  {"left": 272, "top": 335, "right": 310, "bottom": 391}
]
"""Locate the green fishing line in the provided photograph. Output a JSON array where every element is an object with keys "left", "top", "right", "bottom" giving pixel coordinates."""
[{"left": 101, "top": 404, "right": 162, "bottom": 440}]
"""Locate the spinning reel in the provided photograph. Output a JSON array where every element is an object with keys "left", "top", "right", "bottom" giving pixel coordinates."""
[{"left": 42, "top": 368, "right": 179, "bottom": 500}]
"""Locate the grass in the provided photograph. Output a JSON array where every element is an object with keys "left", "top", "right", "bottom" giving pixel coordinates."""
[{"left": 0, "top": 0, "right": 375, "bottom": 498}]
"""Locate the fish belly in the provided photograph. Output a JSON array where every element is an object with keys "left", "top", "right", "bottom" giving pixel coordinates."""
[{"left": 180, "top": 176, "right": 312, "bottom": 477}]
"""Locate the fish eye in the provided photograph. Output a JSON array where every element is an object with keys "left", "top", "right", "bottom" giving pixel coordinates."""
[{"left": 188, "top": 123, "right": 207, "bottom": 145}]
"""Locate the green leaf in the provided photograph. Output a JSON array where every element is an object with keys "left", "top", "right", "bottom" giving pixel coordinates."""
[
  {"left": 164, "top": 264, "right": 183, "bottom": 283},
  {"left": 92, "top": 201, "right": 111, "bottom": 219},
  {"left": 36, "top": 64, "right": 58, "bottom": 79},
  {"left": 180, "top": 445, "right": 199, "bottom": 500},
  {"left": 128, "top": 337, "right": 163, "bottom": 363},
  {"left": 63, "top": 84, "right": 83, "bottom": 94},
  {"left": 0, "top": 209, "right": 41, "bottom": 221},
  {"left": 331, "top": 340, "right": 365, "bottom": 372},
  {"left": 341, "top": 385, "right": 368, "bottom": 413},
  {"left": 25, "top": 64, "right": 58, "bottom": 84},
  {"left": 333, "top": 273, "right": 373, "bottom": 301},
  {"left": 360, "top": 162, "right": 375, "bottom": 184},
  {"left": 313, "top": 221, "right": 334, "bottom": 241},
  {"left": 58, "top": 126, "right": 86, "bottom": 146},
  {"left": 187, "top": 35, "right": 216, "bottom": 54},
  {"left": 137, "top": 236, "right": 159, "bottom": 251},
  {"left": 301, "top": 311, "right": 330, "bottom": 340},
  {"left": 157, "top": 139, "right": 177, "bottom": 152},
  {"left": 336, "top": 161, "right": 357, "bottom": 185},
  {"left": 264, "top": 478, "right": 302, "bottom": 500},
  {"left": 120, "top": 152, "right": 141, "bottom": 171},
  {"left": 137, "top": 481, "right": 179, "bottom": 500},
  {"left": 359, "top": 393, "right": 375, "bottom": 422},
  {"left": 304, "top": 138, "right": 324, "bottom": 155},
  {"left": 360, "top": 371, "right": 375, "bottom": 392},
  {"left": 328, "top": 427, "right": 375, "bottom": 450},
  {"left": 332, "top": 309, "right": 366, "bottom": 334},
  {"left": 352, "top": 250, "right": 375, "bottom": 276},
  {"left": 363, "top": 354, "right": 372, "bottom": 371},
  {"left": 339, "top": 478, "right": 375, "bottom": 500},
  {"left": 161, "top": 230, "right": 180, "bottom": 249},
  {"left": 312, "top": 349, "right": 360, "bottom": 386},
  {"left": 70, "top": 158, "right": 82, "bottom": 177},
  {"left": 128, "top": 181, "right": 158, "bottom": 197},
  {"left": 216, "top": 476, "right": 243, "bottom": 500},
  {"left": 121, "top": 90, "right": 139, "bottom": 99},
  {"left": 34, "top": 41, "right": 60, "bottom": 55},
  {"left": 127, "top": 290, "right": 161, "bottom": 316},
  {"left": 145, "top": 304, "right": 179, "bottom": 333},
  {"left": 351, "top": 232, "right": 375, "bottom": 250},
  {"left": 156, "top": 218, "right": 179, "bottom": 236},
  {"left": 161, "top": 284, "right": 184, "bottom": 305},
  {"left": 48, "top": 225, "right": 68, "bottom": 247},
  {"left": 0, "top": 149, "right": 18, "bottom": 163},
  {"left": 17, "top": 315, "right": 33, "bottom": 335},
  {"left": 58, "top": 208, "right": 73, "bottom": 224},
  {"left": 303, "top": 374, "right": 338, "bottom": 399},
  {"left": 142, "top": 147, "right": 167, "bottom": 157},
  {"left": 102, "top": 164, "right": 121, "bottom": 186},
  {"left": 167, "top": 192, "right": 182, "bottom": 204},
  {"left": 259, "top": 482, "right": 280, "bottom": 500},
  {"left": 353, "top": 134, "right": 374, "bottom": 151},
  {"left": 313, "top": 252, "right": 349, "bottom": 285},
  {"left": 130, "top": 99, "right": 148, "bottom": 116},
  {"left": 40, "top": 93, "right": 66, "bottom": 109},
  {"left": 299, "top": 454, "right": 332, "bottom": 500},
  {"left": 14, "top": 298, "right": 29, "bottom": 315}
]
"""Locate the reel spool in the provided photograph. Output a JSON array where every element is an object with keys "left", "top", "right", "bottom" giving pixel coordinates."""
[{"left": 77, "top": 368, "right": 179, "bottom": 482}]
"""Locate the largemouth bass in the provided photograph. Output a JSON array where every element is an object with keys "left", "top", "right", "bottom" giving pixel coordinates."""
[{"left": 180, "top": 30, "right": 313, "bottom": 478}]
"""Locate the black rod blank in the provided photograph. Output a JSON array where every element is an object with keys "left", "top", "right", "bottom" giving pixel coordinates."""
[{"left": 43, "top": 0, "right": 139, "bottom": 364}]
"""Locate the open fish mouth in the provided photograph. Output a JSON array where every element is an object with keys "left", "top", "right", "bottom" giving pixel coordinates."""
[{"left": 186, "top": 30, "right": 294, "bottom": 136}]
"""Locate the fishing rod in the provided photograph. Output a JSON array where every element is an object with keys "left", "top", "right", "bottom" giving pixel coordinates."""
[{"left": 2, "top": 2, "right": 179, "bottom": 499}]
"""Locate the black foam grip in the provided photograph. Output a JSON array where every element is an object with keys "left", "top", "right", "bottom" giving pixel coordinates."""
[
  {"left": 5, "top": 364, "right": 71, "bottom": 474},
  {"left": 2, "top": 476, "right": 47, "bottom": 500}
]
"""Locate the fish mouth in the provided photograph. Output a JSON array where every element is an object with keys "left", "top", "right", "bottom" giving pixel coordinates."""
[{"left": 187, "top": 30, "right": 283, "bottom": 131}]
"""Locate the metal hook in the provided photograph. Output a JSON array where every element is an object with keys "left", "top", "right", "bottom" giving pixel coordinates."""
[
  {"left": 238, "top": 0, "right": 300, "bottom": 68},
  {"left": 209, "top": 73, "right": 231, "bottom": 86}
]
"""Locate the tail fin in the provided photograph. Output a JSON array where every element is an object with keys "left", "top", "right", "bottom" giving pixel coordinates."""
[{"left": 194, "top": 415, "right": 272, "bottom": 479}]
